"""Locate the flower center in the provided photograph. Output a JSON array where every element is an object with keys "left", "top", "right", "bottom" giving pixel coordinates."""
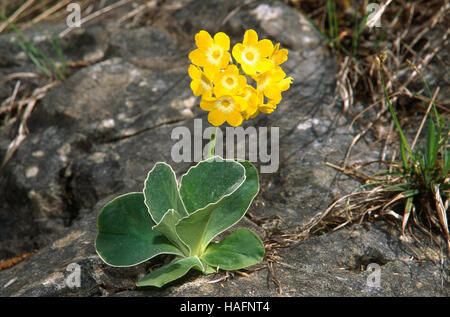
[
  {"left": 225, "top": 76, "right": 235, "bottom": 87},
  {"left": 200, "top": 74, "right": 211, "bottom": 90},
  {"left": 216, "top": 96, "right": 234, "bottom": 113},
  {"left": 242, "top": 47, "right": 258, "bottom": 65},
  {"left": 257, "top": 76, "right": 268, "bottom": 91},
  {"left": 212, "top": 49, "right": 221, "bottom": 59},
  {"left": 207, "top": 45, "right": 223, "bottom": 65}
]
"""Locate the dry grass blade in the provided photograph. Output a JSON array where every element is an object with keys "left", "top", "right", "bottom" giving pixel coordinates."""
[
  {"left": 434, "top": 185, "right": 450, "bottom": 253},
  {"left": 382, "top": 191, "right": 411, "bottom": 212},
  {"left": 117, "top": 1, "right": 157, "bottom": 25},
  {"left": 30, "top": 0, "right": 72, "bottom": 25},
  {"left": 266, "top": 258, "right": 282, "bottom": 295},
  {"left": 366, "top": 0, "right": 393, "bottom": 28},
  {"left": 402, "top": 203, "right": 412, "bottom": 239},
  {"left": 0, "top": 81, "right": 59, "bottom": 175},
  {"left": 0, "top": 0, "right": 35, "bottom": 33},
  {"left": 0, "top": 72, "right": 41, "bottom": 86},
  {"left": 206, "top": 271, "right": 232, "bottom": 284},
  {"left": 411, "top": 86, "right": 440, "bottom": 150},
  {"left": 0, "top": 80, "right": 21, "bottom": 116},
  {"left": 342, "top": 105, "right": 388, "bottom": 167},
  {"left": 58, "top": 0, "right": 134, "bottom": 38}
]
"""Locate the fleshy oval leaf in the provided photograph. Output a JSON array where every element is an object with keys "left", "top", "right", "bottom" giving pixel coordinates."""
[
  {"left": 152, "top": 209, "right": 190, "bottom": 256},
  {"left": 144, "top": 162, "right": 187, "bottom": 224},
  {"left": 201, "top": 228, "right": 264, "bottom": 270},
  {"left": 136, "top": 256, "right": 205, "bottom": 288},
  {"left": 176, "top": 160, "right": 259, "bottom": 255},
  {"left": 180, "top": 156, "right": 246, "bottom": 213},
  {"left": 95, "top": 192, "right": 183, "bottom": 267}
]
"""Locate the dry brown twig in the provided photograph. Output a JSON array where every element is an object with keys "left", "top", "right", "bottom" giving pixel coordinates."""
[{"left": 0, "top": 81, "right": 59, "bottom": 175}]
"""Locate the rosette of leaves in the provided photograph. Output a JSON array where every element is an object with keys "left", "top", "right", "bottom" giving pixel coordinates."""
[{"left": 95, "top": 156, "right": 264, "bottom": 287}]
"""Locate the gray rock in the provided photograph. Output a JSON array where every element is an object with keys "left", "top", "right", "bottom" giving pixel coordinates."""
[{"left": 0, "top": 0, "right": 448, "bottom": 296}]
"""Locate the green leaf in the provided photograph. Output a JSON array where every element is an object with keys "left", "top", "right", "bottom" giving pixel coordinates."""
[
  {"left": 180, "top": 156, "right": 246, "bottom": 214},
  {"left": 426, "top": 119, "right": 438, "bottom": 169},
  {"left": 144, "top": 162, "right": 187, "bottom": 224},
  {"left": 95, "top": 193, "right": 183, "bottom": 267},
  {"left": 201, "top": 228, "right": 265, "bottom": 271},
  {"left": 400, "top": 141, "right": 409, "bottom": 170},
  {"left": 441, "top": 147, "right": 449, "bottom": 179},
  {"left": 176, "top": 161, "right": 259, "bottom": 255},
  {"left": 136, "top": 256, "right": 205, "bottom": 288},
  {"left": 152, "top": 209, "right": 190, "bottom": 256}
]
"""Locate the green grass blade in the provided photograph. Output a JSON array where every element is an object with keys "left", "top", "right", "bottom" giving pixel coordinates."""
[
  {"left": 326, "top": 0, "right": 335, "bottom": 47},
  {"left": 426, "top": 119, "right": 438, "bottom": 170},
  {"left": 15, "top": 40, "right": 51, "bottom": 77},
  {"left": 379, "top": 68, "right": 415, "bottom": 162}
]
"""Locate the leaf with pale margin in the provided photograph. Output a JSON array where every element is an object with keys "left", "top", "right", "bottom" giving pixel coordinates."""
[
  {"left": 201, "top": 228, "right": 264, "bottom": 270},
  {"left": 180, "top": 156, "right": 246, "bottom": 214},
  {"left": 176, "top": 161, "right": 259, "bottom": 255},
  {"left": 144, "top": 162, "right": 187, "bottom": 224},
  {"left": 152, "top": 209, "right": 190, "bottom": 256},
  {"left": 136, "top": 256, "right": 205, "bottom": 288},
  {"left": 95, "top": 193, "right": 183, "bottom": 267}
]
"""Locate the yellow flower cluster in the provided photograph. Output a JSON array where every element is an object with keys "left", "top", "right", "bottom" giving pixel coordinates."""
[{"left": 188, "top": 30, "right": 292, "bottom": 127}]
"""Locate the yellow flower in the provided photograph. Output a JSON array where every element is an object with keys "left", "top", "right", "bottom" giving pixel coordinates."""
[
  {"left": 213, "top": 65, "right": 247, "bottom": 96},
  {"left": 240, "top": 85, "right": 261, "bottom": 120},
  {"left": 200, "top": 91, "right": 247, "bottom": 127},
  {"left": 188, "top": 30, "right": 231, "bottom": 77},
  {"left": 256, "top": 67, "right": 293, "bottom": 101},
  {"left": 232, "top": 29, "right": 274, "bottom": 76},
  {"left": 187, "top": 29, "right": 292, "bottom": 126},
  {"left": 258, "top": 96, "right": 280, "bottom": 114},
  {"left": 188, "top": 64, "right": 212, "bottom": 96},
  {"left": 270, "top": 43, "right": 288, "bottom": 67}
]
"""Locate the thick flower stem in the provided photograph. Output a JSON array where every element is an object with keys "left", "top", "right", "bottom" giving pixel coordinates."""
[{"left": 208, "top": 126, "right": 218, "bottom": 158}]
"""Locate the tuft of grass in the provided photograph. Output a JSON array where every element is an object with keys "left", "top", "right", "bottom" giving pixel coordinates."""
[
  {"left": 0, "top": 10, "right": 66, "bottom": 80},
  {"left": 302, "top": 60, "right": 449, "bottom": 253},
  {"left": 305, "top": 0, "right": 370, "bottom": 59},
  {"left": 378, "top": 56, "right": 449, "bottom": 249},
  {"left": 283, "top": 1, "right": 449, "bottom": 251}
]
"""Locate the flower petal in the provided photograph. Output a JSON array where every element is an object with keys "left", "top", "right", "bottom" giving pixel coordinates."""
[
  {"left": 278, "top": 77, "right": 293, "bottom": 91},
  {"left": 208, "top": 109, "right": 227, "bottom": 126},
  {"left": 188, "top": 48, "right": 205, "bottom": 66},
  {"left": 237, "top": 74, "right": 247, "bottom": 90},
  {"left": 264, "top": 85, "right": 282, "bottom": 101},
  {"left": 243, "top": 29, "right": 258, "bottom": 46},
  {"left": 271, "top": 67, "right": 287, "bottom": 81},
  {"left": 218, "top": 52, "right": 231, "bottom": 69},
  {"left": 232, "top": 43, "right": 243, "bottom": 63},
  {"left": 195, "top": 30, "right": 213, "bottom": 49},
  {"left": 273, "top": 48, "right": 288, "bottom": 65},
  {"left": 257, "top": 39, "right": 274, "bottom": 57},
  {"left": 241, "top": 63, "right": 257, "bottom": 76},
  {"left": 233, "top": 96, "right": 248, "bottom": 112},
  {"left": 214, "top": 32, "right": 230, "bottom": 51},
  {"left": 200, "top": 97, "right": 215, "bottom": 111},
  {"left": 259, "top": 103, "right": 276, "bottom": 114},
  {"left": 255, "top": 58, "right": 274, "bottom": 73},
  {"left": 249, "top": 109, "right": 260, "bottom": 119},
  {"left": 190, "top": 80, "right": 202, "bottom": 96},
  {"left": 227, "top": 110, "right": 243, "bottom": 127},
  {"left": 188, "top": 64, "right": 202, "bottom": 80}
]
